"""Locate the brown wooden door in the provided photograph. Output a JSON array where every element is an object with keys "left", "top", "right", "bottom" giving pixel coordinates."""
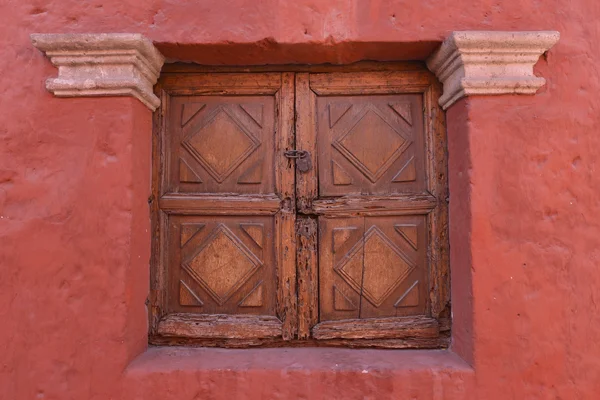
[
  {"left": 153, "top": 73, "right": 297, "bottom": 343},
  {"left": 295, "top": 71, "right": 448, "bottom": 343},
  {"left": 151, "top": 66, "right": 448, "bottom": 348}
]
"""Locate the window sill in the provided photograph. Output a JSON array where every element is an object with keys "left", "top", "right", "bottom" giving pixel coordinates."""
[{"left": 124, "top": 346, "right": 474, "bottom": 398}]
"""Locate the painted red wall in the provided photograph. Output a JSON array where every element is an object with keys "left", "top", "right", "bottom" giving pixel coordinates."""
[{"left": 1, "top": 1, "right": 599, "bottom": 399}]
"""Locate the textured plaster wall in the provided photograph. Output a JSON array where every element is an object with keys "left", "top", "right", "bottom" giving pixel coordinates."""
[{"left": 1, "top": 1, "right": 599, "bottom": 399}]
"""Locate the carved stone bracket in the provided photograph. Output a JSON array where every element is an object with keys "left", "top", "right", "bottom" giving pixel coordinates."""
[
  {"left": 30, "top": 31, "right": 559, "bottom": 112},
  {"left": 427, "top": 31, "right": 560, "bottom": 109},
  {"left": 31, "top": 33, "right": 165, "bottom": 111}
]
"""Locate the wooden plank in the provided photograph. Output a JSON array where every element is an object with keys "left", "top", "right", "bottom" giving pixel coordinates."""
[
  {"left": 296, "top": 217, "right": 318, "bottom": 339},
  {"left": 157, "top": 313, "right": 283, "bottom": 339},
  {"left": 149, "top": 335, "right": 450, "bottom": 349},
  {"left": 149, "top": 84, "right": 170, "bottom": 335},
  {"left": 311, "top": 194, "right": 437, "bottom": 216},
  {"left": 424, "top": 79, "right": 451, "bottom": 319},
  {"left": 158, "top": 194, "right": 281, "bottom": 215},
  {"left": 276, "top": 211, "right": 296, "bottom": 340},
  {"left": 276, "top": 73, "right": 297, "bottom": 208},
  {"left": 295, "top": 73, "right": 318, "bottom": 213},
  {"left": 312, "top": 315, "right": 439, "bottom": 340},
  {"left": 310, "top": 71, "right": 433, "bottom": 95},
  {"left": 159, "top": 73, "right": 281, "bottom": 94},
  {"left": 275, "top": 72, "right": 297, "bottom": 340}
]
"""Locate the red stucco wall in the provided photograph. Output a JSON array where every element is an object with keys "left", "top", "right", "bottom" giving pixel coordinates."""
[{"left": 1, "top": 1, "right": 599, "bottom": 399}]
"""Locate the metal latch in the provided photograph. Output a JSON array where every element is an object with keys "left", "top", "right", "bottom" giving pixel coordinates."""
[{"left": 284, "top": 150, "right": 312, "bottom": 173}]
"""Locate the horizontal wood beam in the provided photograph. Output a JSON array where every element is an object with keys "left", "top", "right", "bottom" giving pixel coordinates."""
[
  {"left": 160, "top": 73, "right": 282, "bottom": 95},
  {"left": 312, "top": 315, "right": 439, "bottom": 340},
  {"left": 159, "top": 194, "right": 283, "bottom": 215},
  {"left": 309, "top": 194, "right": 438, "bottom": 216},
  {"left": 310, "top": 70, "right": 433, "bottom": 95},
  {"left": 158, "top": 313, "right": 283, "bottom": 339}
]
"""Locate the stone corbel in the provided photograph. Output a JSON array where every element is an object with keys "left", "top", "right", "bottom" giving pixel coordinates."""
[
  {"left": 30, "top": 33, "right": 165, "bottom": 111},
  {"left": 30, "top": 31, "right": 559, "bottom": 112},
  {"left": 427, "top": 31, "right": 560, "bottom": 110}
]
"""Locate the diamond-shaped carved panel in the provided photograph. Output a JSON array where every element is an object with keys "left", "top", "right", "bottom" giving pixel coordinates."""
[
  {"left": 333, "top": 108, "right": 410, "bottom": 183},
  {"left": 183, "top": 224, "right": 262, "bottom": 305},
  {"left": 182, "top": 109, "right": 260, "bottom": 183},
  {"left": 335, "top": 226, "right": 415, "bottom": 307}
]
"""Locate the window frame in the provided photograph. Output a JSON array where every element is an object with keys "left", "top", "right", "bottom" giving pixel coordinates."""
[{"left": 149, "top": 62, "right": 449, "bottom": 348}]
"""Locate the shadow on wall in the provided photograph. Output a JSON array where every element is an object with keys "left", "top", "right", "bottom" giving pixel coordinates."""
[{"left": 154, "top": 40, "right": 441, "bottom": 65}]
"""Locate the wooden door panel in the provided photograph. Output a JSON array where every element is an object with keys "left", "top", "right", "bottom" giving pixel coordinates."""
[
  {"left": 318, "top": 217, "right": 364, "bottom": 322},
  {"left": 316, "top": 95, "right": 425, "bottom": 196},
  {"left": 319, "top": 215, "right": 428, "bottom": 321},
  {"left": 168, "top": 215, "right": 277, "bottom": 316},
  {"left": 358, "top": 215, "right": 428, "bottom": 318},
  {"left": 167, "top": 95, "right": 276, "bottom": 195},
  {"left": 296, "top": 71, "right": 448, "bottom": 346},
  {"left": 153, "top": 72, "right": 296, "bottom": 344}
]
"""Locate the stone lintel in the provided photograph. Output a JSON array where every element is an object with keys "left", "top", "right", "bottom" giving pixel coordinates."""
[
  {"left": 427, "top": 31, "right": 560, "bottom": 110},
  {"left": 31, "top": 33, "right": 165, "bottom": 111}
]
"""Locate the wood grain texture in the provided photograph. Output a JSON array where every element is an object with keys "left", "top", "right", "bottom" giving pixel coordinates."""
[
  {"left": 315, "top": 93, "right": 425, "bottom": 196},
  {"left": 295, "top": 73, "right": 318, "bottom": 213},
  {"left": 276, "top": 211, "right": 296, "bottom": 340},
  {"left": 296, "top": 217, "right": 318, "bottom": 339},
  {"left": 157, "top": 313, "right": 282, "bottom": 339},
  {"left": 159, "top": 194, "right": 281, "bottom": 215},
  {"left": 318, "top": 216, "right": 428, "bottom": 321},
  {"left": 152, "top": 72, "right": 295, "bottom": 344},
  {"left": 311, "top": 194, "right": 437, "bottom": 216},
  {"left": 276, "top": 73, "right": 296, "bottom": 208},
  {"left": 312, "top": 316, "right": 439, "bottom": 340},
  {"left": 170, "top": 215, "right": 276, "bottom": 315},
  {"left": 160, "top": 73, "right": 282, "bottom": 95},
  {"left": 167, "top": 92, "right": 276, "bottom": 195},
  {"left": 424, "top": 78, "right": 451, "bottom": 320},
  {"left": 318, "top": 217, "right": 363, "bottom": 322},
  {"left": 309, "top": 71, "right": 432, "bottom": 95},
  {"left": 275, "top": 73, "right": 297, "bottom": 340},
  {"left": 149, "top": 334, "right": 449, "bottom": 349},
  {"left": 149, "top": 84, "right": 170, "bottom": 335}
]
